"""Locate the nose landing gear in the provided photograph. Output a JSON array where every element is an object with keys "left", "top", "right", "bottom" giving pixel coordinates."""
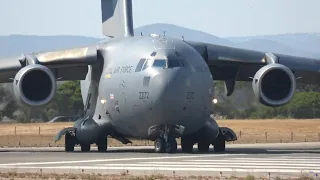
[
  {"left": 149, "top": 124, "right": 184, "bottom": 154},
  {"left": 154, "top": 137, "right": 178, "bottom": 153}
]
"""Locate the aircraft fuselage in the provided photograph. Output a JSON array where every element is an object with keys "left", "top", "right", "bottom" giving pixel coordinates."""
[{"left": 79, "top": 34, "right": 215, "bottom": 140}]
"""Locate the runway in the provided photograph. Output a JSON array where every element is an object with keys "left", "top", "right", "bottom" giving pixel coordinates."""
[{"left": 0, "top": 142, "right": 319, "bottom": 178}]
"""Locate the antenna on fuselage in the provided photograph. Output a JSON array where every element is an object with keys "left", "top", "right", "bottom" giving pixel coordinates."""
[
  {"left": 141, "top": 32, "right": 143, "bottom": 36},
  {"left": 181, "top": 36, "right": 185, "bottom": 41},
  {"left": 162, "top": 30, "right": 166, "bottom": 37}
]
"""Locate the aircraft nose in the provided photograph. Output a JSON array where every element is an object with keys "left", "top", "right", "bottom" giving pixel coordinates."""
[
  {"left": 151, "top": 67, "right": 187, "bottom": 124},
  {"left": 164, "top": 69, "right": 185, "bottom": 104}
]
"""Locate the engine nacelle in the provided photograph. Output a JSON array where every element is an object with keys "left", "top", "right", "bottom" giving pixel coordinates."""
[
  {"left": 252, "top": 63, "right": 296, "bottom": 107},
  {"left": 13, "top": 64, "right": 56, "bottom": 106}
]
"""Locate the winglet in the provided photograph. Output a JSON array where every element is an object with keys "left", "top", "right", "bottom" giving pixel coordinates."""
[{"left": 101, "top": 0, "right": 134, "bottom": 38}]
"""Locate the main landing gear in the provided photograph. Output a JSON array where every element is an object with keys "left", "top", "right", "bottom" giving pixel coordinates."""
[
  {"left": 181, "top": 135, "right": 194, "bottom": 153},
  {"left": 64, "top": 132, "right": 108, "bottom": 152},
  {"left": 213, "top": 133, "right": 226, "bottom": 152},
  {"left": 65, "top": 132, "right": 75, "bottom": 152},
  {"left": 180, "top": 130, "right": 226, "bottom": 153},
  {"left": 96, "top": 138, "right": 108, "bottom": 152}
]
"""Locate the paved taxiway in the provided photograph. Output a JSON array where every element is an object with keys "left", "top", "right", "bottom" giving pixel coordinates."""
[{"left": 0, "top": 142, "right": 319, "bottom": 178}]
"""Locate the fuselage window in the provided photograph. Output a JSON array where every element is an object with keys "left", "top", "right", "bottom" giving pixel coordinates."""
[
  {"left": 153, "top": 59, "right": 166, "bottom": 68},
  {"left": 135, "top": 58, "right": 146, "bottom": 72},
  {"left": 142, "top": 59, "right": 153, "bottom": 71},
  {"left": 168, "top": 60, "right": 181, "bottom": 68}
]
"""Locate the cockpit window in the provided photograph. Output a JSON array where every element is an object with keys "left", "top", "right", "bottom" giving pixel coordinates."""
[
  {"left": 136, "top": 58, "right": 184, "bottom": 72},
  {"left": 168, "top": 60, "right": 181, "bottom": 68},
  {"left": 142, "top": 59, "right": 153, "bottom": 71},
  {"left": 153, "top": 60, "right": 166, "bottom": 68},
  {"left": 135, "top": 59, "right": 146, "bottom": 72}
]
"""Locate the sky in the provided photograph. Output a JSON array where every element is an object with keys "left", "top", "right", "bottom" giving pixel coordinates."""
[{"left": 0, "top": 0, "right": 319, "bottom": 38}]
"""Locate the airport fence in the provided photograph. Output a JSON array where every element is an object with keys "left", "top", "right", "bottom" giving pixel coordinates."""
[{"left": 0, "top": 125, "right": 319, "bottom": 147}]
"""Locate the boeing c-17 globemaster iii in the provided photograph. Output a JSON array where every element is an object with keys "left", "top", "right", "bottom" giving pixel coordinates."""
[{"left": 1, "top": 0, "right": 320, "bottom": 154}]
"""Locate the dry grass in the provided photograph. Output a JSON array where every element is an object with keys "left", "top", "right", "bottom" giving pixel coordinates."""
[
  {"left": 0, "top": 172, "right": 216, "bottom": 180},
  {"left": 0, "top": 119, "right": 320, "bottom": 147},
  {"left": 0, "top": 172, "right": 316, "bottom": 180},
  {"left": 217, "top": 119, "right": 320, "bottom": 144},
  {"left": 0, "top": 172, "right": 226, "bottom": 180}
]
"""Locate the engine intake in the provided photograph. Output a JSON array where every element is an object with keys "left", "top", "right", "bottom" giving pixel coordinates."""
[
  {"left": 252, "top": 64, "right": 296, "bottom": 107},
  {"left": 13, "top": 64, "right": 56, "bottom": 106}
]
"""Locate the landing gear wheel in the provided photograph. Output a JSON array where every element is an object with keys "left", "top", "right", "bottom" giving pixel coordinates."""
[
  {"left": 80, "top": 144, "right": 91, "bottom": 152},
  {"left": 214, "top": 134, "right": 226, "bottom": 152},
  {"left": 65, "top": 133, "right": 75, "bottom": 152},
  {"left": 97, "top": 138, "right": 108, "bottom": 152},
  {"left": 198, "top": 140, "right": 210, "bottom": 153},
  {"left": 165, "top": 138, "right": 177, "bottom": 154},
  {"left": 154, "top": 138, "right": 165, "bottom": 153},
  {"left": 181, "top": 137, "right": 194, "bottom": 153}
]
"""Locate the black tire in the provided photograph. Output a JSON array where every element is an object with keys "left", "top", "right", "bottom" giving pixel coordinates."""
[
  {"left": 154, "top": 138, "right": 165, "bottom": 153},
  {"left": 166, "top": 138, "right": 177, "bottom": 154},
  {"left": 198, "top": 140, "right": 210, "bottom": 153},
  {"left": 97, "top": 138, "right": 108, "bottom": 152},
  {"left": 65, "top": 133, "right": 75, "bottom": 152},
  {"left": 81, "top": 144, "right": 91, "bottom": 152},
  {"left": 214, "top": 134, "right": 226, "bottom": 152},
  {"left": 181, "top": 137, "right": 193, "bottom": 153}
]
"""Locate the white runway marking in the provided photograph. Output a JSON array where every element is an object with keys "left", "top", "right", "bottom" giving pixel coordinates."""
[
  {"left": 0, "top": 154, "right": 244, "bottom": 166},
  {"left": 143, "top": 161, "right": 320, "bottom": 167},
  {"left": 94, "top": 163, "right": 320, "bottom": 170},
  {"left": 232, "top": 158, "right": 320, "bottom": 161},
  {"left": 1, "top": 155, "right": 320, "bottom": 175},
  {"left": 187, "top": 159, "right": 320, "bottom": 163},
  {"left": 0, "top": 165, "right": 317, "bottom": 174},
  {"left": 0, "top": 147, "right": 320, "bottom": 176}
]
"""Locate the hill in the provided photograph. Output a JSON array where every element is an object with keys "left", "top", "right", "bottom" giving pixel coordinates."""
[
  {"left": 134, "top": 23, "right": 234, "bottom": 46},
  {"left": 227, "top": 33, "right": 320, "bottom": 58},
  {"left": 2, "top": 23, "right": 320, "bottom": 58},
  {"left": 0, "top": 35, "right": 101, "bottom": 58}
]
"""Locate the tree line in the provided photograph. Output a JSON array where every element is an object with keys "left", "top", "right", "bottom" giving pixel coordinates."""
[
  {"left": 213, "top": 81, "right": 320, "bottom": 119},
  {"left": 0, "top": 81, "right": 83, "bottom": 123},
  {"left": 0, "top": 80, "right": 319, "bottom": 123}
]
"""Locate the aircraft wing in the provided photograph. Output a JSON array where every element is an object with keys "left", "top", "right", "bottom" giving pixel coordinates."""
[
  {"left": 0, "top": 46, "right": 98, "bottom": 83},
  {"left": 186, "top": 41, "right": 320, "bottom": 85}
]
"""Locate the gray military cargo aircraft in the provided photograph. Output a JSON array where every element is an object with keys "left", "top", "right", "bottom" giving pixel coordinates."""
[{"left": 1, "top": 0, "right": 320, "bottom": 154}]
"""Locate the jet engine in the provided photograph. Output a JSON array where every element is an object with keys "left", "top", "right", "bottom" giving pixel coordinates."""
[
  {"left": 13, "top": 64, "right": 56, "bottom": 106},
  {"left": 252, "top": 63, "right": 296, "bottom": 107}
]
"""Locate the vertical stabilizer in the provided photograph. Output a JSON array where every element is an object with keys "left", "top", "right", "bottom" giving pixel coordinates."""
[{"left": 101, "top": 0, "right": 134, "bottom": 38}]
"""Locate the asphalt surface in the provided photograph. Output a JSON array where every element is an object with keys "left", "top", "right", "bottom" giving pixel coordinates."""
[{"left": 0, "top": 142, "right": 319, "bottom": 178}]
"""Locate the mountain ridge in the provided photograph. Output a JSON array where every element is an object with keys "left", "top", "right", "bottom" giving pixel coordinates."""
[{"left": 1, "top": 23, "right": 320, "bottom": 58}]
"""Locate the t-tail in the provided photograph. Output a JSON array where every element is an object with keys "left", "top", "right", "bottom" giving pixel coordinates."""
[
  {"left": 101, "top": 0, "right": 134, "bottom": 38},
  {"left": 79, "top": 0, "right": 134, "bottom": 112}
]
